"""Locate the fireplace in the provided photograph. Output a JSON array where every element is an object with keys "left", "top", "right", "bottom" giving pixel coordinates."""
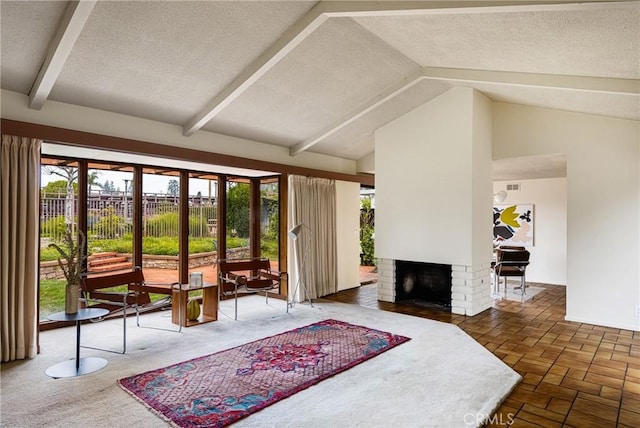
[
  {"left": 378, "top": 258, "right": 491, "bottom": 316},
  {"left": 395, "top": 260, "right": 452, "bottom": 310}
]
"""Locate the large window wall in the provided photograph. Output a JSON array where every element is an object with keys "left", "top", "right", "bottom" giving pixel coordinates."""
[
  {"left": 38, "top": 154, "right": 282, "bottom": 324},
  {"left": 86, "top": 164, "right": 134, "bottom": 275},
  {"left": 188, "top": 173, "right": 218, "bottom": 285},
  {"left": 141, "top": 168, "right": 181, "bottom": 283},
  {"left": 40, "top": 159, "right": 80, "bottom": 320},
  {"left": 225, "top": 178, "right": 250, "bottom": 260},
  {"left": 260, "top": 177, "right": 280, "bottom": 270}
]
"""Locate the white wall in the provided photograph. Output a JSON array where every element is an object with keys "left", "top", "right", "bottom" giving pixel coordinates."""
[
  {"left": 494, "top": 102, "right": 640, "bottom": 331},
  {"left": 0, "top": 89, "right": 356, "bottom": 175},
  {"left": 494, "top": 178, "right": 567, "bottom": 285},
  {"left": 357, "top": 152, "right": 375, "bottom": 174},
  {"left": 375, "top": 87, "right": 492, "bottom": 268},
  {"left": 471, "top": 90, "right": 494, "bottom": 267},
  {"left": 335, "top": 180, "right": 361, "bottom": 291}
]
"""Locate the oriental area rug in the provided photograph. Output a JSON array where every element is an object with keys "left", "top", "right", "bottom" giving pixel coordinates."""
[{"left": 118, "top": 319, "right": 410, "bottom": 428}]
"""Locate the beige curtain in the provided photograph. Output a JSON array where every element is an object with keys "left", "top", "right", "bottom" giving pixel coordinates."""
[
  {"left": 1, "top": 135, "right": 41, "bottom": 362},
  {"left": 288, "top": 175, "right": 337, "bottom": 302}
]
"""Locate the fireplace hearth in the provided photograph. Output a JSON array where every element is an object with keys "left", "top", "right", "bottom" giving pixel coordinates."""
[
  {"left": 395, "top": 260, "right": 452, "bottom": 311},
  {"left": 378, "top": 258, "right": 491, "bottom": 316}
]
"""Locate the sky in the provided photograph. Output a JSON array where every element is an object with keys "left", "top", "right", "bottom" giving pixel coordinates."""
[{"left": 41, "top": 168, "right": 217, "bottom": 197}]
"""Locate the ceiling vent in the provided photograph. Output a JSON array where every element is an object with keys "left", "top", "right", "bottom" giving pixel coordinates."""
[{"left": 506, "top": 183, "right": 520, "bottom": 191}]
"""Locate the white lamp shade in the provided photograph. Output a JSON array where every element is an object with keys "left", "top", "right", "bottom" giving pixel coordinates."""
[{"left": 288, "top": 223, "right": 302, "bottom": 240}]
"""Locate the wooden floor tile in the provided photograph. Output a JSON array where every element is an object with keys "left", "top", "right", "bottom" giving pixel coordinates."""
[
  {"left": 620, "top": 395, "right": 640, "bottom": 412},
  {"left": 324, "top": 282, "right": 638, "bottom": 428},
  {"left": 535, "top": 382, "right": 577, "bottom": 402},
  {"left": 600, "top": 385, "right": 622, "bottom": 401},
  {"left": 560, "top": 377, "right": 602, "bottom": 395},
  {"left": 516, "top": 409, "right": 562, "bottom": 427},
  {"left": 571, "top": 397, "right": 619, "bottom": 421},
  {"left": 541, "top": 373, "right": 564, "bottom": 385},
  {"left": 521, "top": 403, "right": 565, "bottom": 423},
  {"left": 546, "top": 397, "right": 572, "bottom": 415},
  {"left": 618, "top": 408, "right": 640, "bottom": 426},
  {"left": 587, "top": 363, "right": 626, "bottom": 379},
  {"left": 566, "top": 368, "right": 586, "bottom": 380},
  {"left": 575, "top": 391, "right": 621, "bottom": 409},
  {"left": 584, "top": 372, "right": 624, "bottom": 389},
  {"left": 564, "top": 409, "right": 616, "bottom": 428}
]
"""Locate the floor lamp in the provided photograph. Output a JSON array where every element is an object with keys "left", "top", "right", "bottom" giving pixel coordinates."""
[{"left": 287, "top": 223, "right": 314, "bottom": 311}]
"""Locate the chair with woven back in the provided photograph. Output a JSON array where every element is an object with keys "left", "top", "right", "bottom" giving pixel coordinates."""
[
  {"left": 80, "top": 267, "right": 175, "bottom": 353},
  {"left": 217, "top": 257, "right": 286, "bottom": 320},
  {"left": 493, "top": 248, "right": 531, "bottom": 301}
]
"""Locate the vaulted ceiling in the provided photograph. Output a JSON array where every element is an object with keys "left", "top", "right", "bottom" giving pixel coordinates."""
[{"left": 2, "top": 1, "right": 639, "bottom": 168}]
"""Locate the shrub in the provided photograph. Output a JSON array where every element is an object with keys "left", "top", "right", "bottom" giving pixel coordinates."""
[
  {"left": 142, "top": 236, "right": 179, "bottom": 255},
  {"left": 91, "top": 207, "right": 128, "bottom": 238},
  {"left": 91, "top": 237, "right": 133, "bottom": 254},
  {"left": 261, "top": 237, "right": 278, "bottom": 260},
  {"left": 40, "top": 216, "right": 67, "bottom": 238},
  {"left": 188, "top": 214, "right": 210, "bottom": 238},
  {"left": 264, "top": 200, "right": 279, "bottom": 240},
  {"left": 360, "top": 198, "right": 375, "bottom": 266},
  {"left": 146, "top": 212, "right": 179, "bottom": 237},
  {"left": 188, "top": 205, "right": 216, "bottom": 220},
  {"left": 227, "top": 183, "right": 250, "bottom": 238},
  {"left": 189, "top": 238, "right": 216, "bottom": 254},
  {"left": 360, "top": 225, "right": 375, "bottom": 266}
]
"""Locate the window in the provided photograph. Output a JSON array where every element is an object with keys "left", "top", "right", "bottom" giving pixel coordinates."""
[{"left": 38, "top": 151, "right": 281, "bottom": 325}]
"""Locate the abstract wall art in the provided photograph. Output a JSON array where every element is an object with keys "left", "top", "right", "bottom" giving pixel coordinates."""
[{"left": 493, "top": 204, "right": 534, "bottom": 247}]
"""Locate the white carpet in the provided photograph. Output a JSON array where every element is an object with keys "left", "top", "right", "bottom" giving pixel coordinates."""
[{"left": 1, "top": 296, "right": 521, "bottom": 428}]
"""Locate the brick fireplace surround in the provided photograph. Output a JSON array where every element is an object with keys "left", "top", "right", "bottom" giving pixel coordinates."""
[{"left": 377, "top": 258, "right": 492, "bottom": 316}]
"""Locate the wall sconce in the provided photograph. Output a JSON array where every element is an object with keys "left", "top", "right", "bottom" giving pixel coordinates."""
[{"left": 493, "top": 190, "right": 507, "bottom": 203}]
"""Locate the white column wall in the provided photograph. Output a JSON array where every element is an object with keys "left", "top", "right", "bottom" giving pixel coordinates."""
[
  {"left": 493, "top": 102, "right": 640, "bottom": 331},
  {"left": 375, "top": 87, "right": 493, "bottom": 315},
  {"left": 494, "top": 178, "right": 567, "bottom": 286},
  {"left": 376, "top": 87, "right": 482, "bottom": 266},
  {"left": 335, "top": 180, "right": 361, "bottom": 291},
  {"left": 471, "top": 90, "right": 494, "bottom": 268}
]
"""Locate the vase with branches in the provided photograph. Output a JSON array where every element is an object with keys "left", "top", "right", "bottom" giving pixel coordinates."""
[{"left": 49, "top": 227, "right": 87, "bottom": 314}]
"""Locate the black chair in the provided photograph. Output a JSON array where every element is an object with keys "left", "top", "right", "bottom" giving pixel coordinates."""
[{"left": 493, "top": 249, "right": 530, "bottom": 301}]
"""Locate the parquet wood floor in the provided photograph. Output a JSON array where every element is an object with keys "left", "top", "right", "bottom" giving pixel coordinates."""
[{"left": 324, "top": 282, "right": 640, "bottom": 427}]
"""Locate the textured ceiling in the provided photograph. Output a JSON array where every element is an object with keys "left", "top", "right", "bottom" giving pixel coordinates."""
[
  {"left": 493, "top": 154, "right": 567, "bottom": 181},
  {"left": 1, "top": 1, "right": 638, "bottom": 174},
  {"left": 355, "top": 7, "right": 640, "bottom": 79},
  {"left": 50, "top": 1, "right": 316, "bottom": 125},
  {"left": 0, "top": 1, "right": 68, "bottom": 93},
  {"left": 205, "top": 17, "right": 419, "bottom": 146}
]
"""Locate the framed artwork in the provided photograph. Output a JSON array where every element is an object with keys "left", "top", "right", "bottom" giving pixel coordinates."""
[{"left": 493, "top": 204, "right": 534, "bottom": 247}]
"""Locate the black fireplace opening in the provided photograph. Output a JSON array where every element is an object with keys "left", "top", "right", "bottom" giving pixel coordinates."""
[{"left": 395, "top": 260, "right": 452, "bottom": 311}]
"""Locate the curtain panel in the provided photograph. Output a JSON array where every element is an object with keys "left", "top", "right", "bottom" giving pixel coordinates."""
[
  {"left": 1, "top": 135, "right": 41, "bottom": 361},
  {"left": 288, "top": 175, "right": 337, "bottom": 302}
]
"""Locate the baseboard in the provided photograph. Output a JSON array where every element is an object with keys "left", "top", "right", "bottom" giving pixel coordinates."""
[{"left": 564, "top": 315, "right": 640, "bottom": 332}]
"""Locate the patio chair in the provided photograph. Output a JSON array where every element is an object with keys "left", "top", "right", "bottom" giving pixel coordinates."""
[
  {"left": 80, "top": 267, "right": 174, "bottom": 353},
  {"left": 217, "top": 258, "right": 286, "bottom": 320}
]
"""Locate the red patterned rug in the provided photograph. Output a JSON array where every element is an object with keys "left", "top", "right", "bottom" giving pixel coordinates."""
[{"left": 118, "top": 319, "right": 410, "bottom": 427}]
